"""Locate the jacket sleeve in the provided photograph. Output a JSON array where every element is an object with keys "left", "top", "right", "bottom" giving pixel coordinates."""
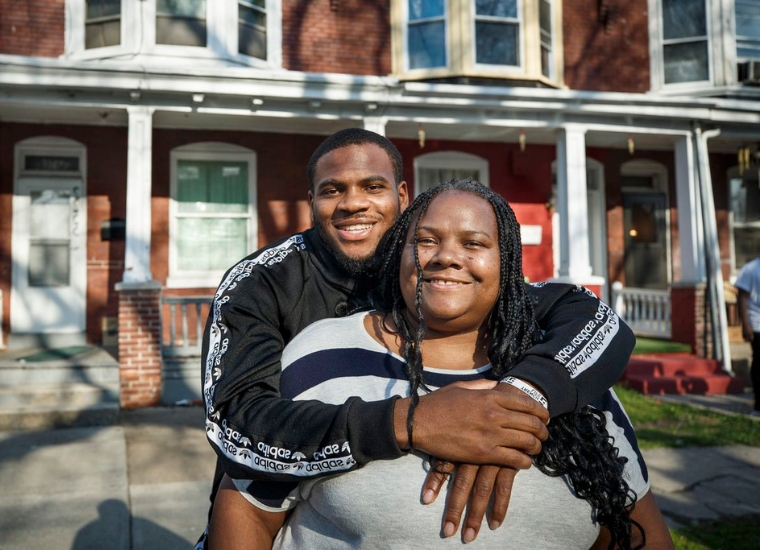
[
  {"left": 202, "top": 262, "right": 403, "bottom": 483},
  {"left": 507, "top": 283, "right": 635, "bottom": 417}
]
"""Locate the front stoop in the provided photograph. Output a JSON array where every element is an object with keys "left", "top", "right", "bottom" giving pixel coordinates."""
[
  {"left": 0, "top": 347, "right": 120, "bottom": 431},
  {"left": 623, "top": 353, "right": 746, "bottom": 396}
]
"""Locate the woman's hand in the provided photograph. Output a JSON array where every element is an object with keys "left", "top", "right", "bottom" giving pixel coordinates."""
[{"left": 422, "top": 460, "right": 518, "bottom": 543}]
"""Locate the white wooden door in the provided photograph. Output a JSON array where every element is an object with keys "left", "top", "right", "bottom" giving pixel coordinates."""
[{"left": 11, "top": 177, "right": 87, "bottom": 334}]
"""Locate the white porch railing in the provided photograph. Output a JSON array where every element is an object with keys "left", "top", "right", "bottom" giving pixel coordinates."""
[
  {"left": 611, "top": 282, "right": 671, "bottom": 339},
  {"left": 161, "top": 296, "right": 212, "bottom": 357}
]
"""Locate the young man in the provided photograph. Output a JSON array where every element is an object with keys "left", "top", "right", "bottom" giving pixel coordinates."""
[
  {"left": 199, "top": 129, "right": 635, "bottom": 545},
  {"left": 735, "top": 254, "right": 760, "bottom": 417}
]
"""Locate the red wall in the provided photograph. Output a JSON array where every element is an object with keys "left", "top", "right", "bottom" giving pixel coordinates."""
[
  {"left": 563, "top": 0, "right": 651, "bottom": 93},
  {"left": 282, "top": 0, "right": 391, "bottom": 75},
  {"left": 0, "top": 0, "right": 65, "bottom": 57}
]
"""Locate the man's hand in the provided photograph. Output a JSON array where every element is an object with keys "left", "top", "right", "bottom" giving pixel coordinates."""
[
  {"left": 394, "top": 379, "right": 549, "bottom": 468},
  {"left": 422, "top": 461, "right": 518, "bottom": 543}
]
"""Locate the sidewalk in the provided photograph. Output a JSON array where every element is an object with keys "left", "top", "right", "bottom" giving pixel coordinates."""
[{"left": 0, "top": 404, "right": 758, "bottom": 549}]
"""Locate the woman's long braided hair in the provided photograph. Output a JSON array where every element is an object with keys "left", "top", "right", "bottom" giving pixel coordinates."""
[{"left": 371, "top": 179, "right": 643, "bottom": 550}]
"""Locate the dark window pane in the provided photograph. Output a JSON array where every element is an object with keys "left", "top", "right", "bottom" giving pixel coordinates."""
[
  {"left": 24, "top": 156, "right": 80, "bottom": 172},
  {"left": 734, "top": 227, "right": 760, "bottom": 270},
  {"left": 239, "top": 4, "right": 266, "bottom": 27},
  {"left": 29, "top": 243, "right": 70, "bottom": 287},
  {"left": 408, "top": 0, "right": 444, "bottom": 21},
  {"left": 663, "top": 40, "right": 709, "bottom": 83},
  {"left": 156, "top": 16, "right": 207, "bottom": 46},
  {"left": 476, "top": 22, "right": 519, "bottom": 65},
  {"left": 239, "top": 22, "right": 267, "bottom": 59},
  {"left": 541, "top": 45, "right": 551, "bottom": 77},
  {"left": 662, "top": 0, "right": 706, "bottom": 40},
  {"left": 157, "top": 0, "right": 206, "bottom": 17},
  {"left": 736, "top": 0, "right": 760, "bottom": 37},
  {"left": 539, "top": 0, "right": 551, "bottom": 33},
  {"left": 475, "top": 0, "right": 517, "bottom": 18},
  {"left": 86, "top": 0, "right": 121, "bottom": 19},
  {"left": 409, "top": 21, "right": 446, "bottom": 69}
]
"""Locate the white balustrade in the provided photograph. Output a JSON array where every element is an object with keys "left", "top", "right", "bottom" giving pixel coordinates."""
[{"left": 611, "top": 282, "right": 671, "bottom": 339}]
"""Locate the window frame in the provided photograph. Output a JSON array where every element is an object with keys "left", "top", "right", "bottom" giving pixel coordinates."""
[
  {"left": 64, "top": 0, "right": 282, "bottom": 68},
  {"left": 168, "top": 143, "right": 258, "bottom": 289},
  {"left": 470, "top": 0, "right": 524, "bottom": 72},
  {"left": 393, "top": 0, "right": 563, "bottom": 86},
  {"left": 413, "top": 151, "right": 490, "bottom": 197},
  {"left": 649, "top": 0, "right": 740, "bottom": 92}
]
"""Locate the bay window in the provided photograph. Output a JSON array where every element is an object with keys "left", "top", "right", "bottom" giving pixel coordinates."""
[
  {"left": 395, "top": 0, "right": 561, "bottom": 84},
  {"left": 66, "top": 0, "right": 281, "bottom": 67}
]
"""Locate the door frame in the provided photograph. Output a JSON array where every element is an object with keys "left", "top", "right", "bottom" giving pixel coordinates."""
[
  {"left": 620, "top": 159, "right": 672, "bottom": 289},
  {"left": 11, "top": 137, "right": 88, "bottom": 336}
]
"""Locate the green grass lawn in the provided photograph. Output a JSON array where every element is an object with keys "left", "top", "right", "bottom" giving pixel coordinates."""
[
  {"left": 614, "top": 385, "right": 760, "bottom": 449},
  {"left": 670, "top": 515, "right": 760, "bottom": 550},
  {"left": 632, "top": 337, "right": 692, "bottom": 355},
  {"left": 614, "top": 385, "right": 760, "bottom": 549}
]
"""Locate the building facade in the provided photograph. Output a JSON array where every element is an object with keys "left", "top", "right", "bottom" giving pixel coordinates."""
[{"left": 0, "top": 0, "right": 758, "bottom": 405}]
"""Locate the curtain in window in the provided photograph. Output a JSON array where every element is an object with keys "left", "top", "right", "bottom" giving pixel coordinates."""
[{"left": 176, "top": 160, "right": 249, "bottom": 271}]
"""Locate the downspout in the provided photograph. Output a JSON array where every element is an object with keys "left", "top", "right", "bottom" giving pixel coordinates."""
[{"left": 694, "top": 125, "right": 733, "bottom": 375}]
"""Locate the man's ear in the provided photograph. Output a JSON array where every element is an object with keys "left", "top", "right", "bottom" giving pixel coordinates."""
[
  {"left": 397, "top": 181, "right": 410, "bottom": 212},
  {"left": 308, "top": 190, "right": 314, "bottom": 207}
]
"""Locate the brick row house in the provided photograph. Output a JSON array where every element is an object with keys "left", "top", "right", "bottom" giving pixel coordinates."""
[{"left": 0, "top": 0, "right": 758, "bottom": 407}]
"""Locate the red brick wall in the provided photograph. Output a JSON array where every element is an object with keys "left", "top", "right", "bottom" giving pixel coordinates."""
[
  {"left": 0, "top": 0, "right": 65, "bottom": 57},
  {"left": 118, "top": 286, "right": 162, "bottom": 408},
  {"left": 282, "top": 0, "right": 391, "bottom": 75},
  {"left": 563, "top": 0, "right": 651, "bottom": 93}
]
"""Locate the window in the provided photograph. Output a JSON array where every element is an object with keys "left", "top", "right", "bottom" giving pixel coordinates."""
[
  {"left": 169, "top": 144, "right": 257, "bottom": 288},
  {"left": 239, "top": 0, "right": 267, "bottom": 59},
  {"left": 394, "top": 0, "right": 561, "bottom": 84},
  {"left": 156, "top": 0, "right": 207, "bottom": 47},
  {"left": 661, "top": 0, "right": 710, "bottom": 84},
  {"left": 65, "top": 0, "right": 282, "bottom": 67},
  {"left": 474, "top": 0, "right": 520, "bottom": 66},
  {"left": 728, "top": 167, "right": 760, "bottom": 273},
  {"left": 413, "top": 151, "right": 489, "bottom": 196},
  {"left": 736, "top": 0, "right": 760, "bottom": 59},
  {"left": 85, "top": 0, "right": 121, "bottom": 49},
  {"left": 539, "top": 0, "right": 553, "bottom": 78}
]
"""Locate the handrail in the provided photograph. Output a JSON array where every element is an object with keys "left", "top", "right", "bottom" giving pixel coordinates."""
[{"left": 161, "top": 295, "right": 212, "bottom": 357}]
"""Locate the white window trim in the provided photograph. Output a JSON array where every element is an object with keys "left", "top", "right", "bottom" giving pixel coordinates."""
[
  {"left": 168, "top": 142, "right": 258, "bottom": 289},
  {"left": 393, "top": 0, "right": 562, "bottom": 86},
  {"left": 413, "top": 151, "right": 490, "bottom": 196},
  {"left": 649, "top": 0, "right": 739, "bottom": 91},
  {"left": 401, "top": 0, "right": 451, "bottom": 74},
  {"left": 64, "top": 0, "right": 282, "bottom": 68},
  {"left": 470, "top": 0, "right": 525, "bottom": 72}
]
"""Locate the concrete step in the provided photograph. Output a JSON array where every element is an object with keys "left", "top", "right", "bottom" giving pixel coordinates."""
[
  {"left": 0, "top": 402, "right": 120, "bottom": 431},
  {"left": 0, "top": 382, "right": 120, "bottom": 431},
  {"left": 0, "top": 383, "right": 118, "bottom": 408}
]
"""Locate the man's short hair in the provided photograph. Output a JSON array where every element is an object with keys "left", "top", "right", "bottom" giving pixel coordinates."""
[{"left": 307, "top": 128, "right": 404, "bottom": 189}]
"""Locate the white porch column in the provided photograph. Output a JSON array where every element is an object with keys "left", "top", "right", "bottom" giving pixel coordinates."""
[
  {"left": 554, "top": 125, "right": 594, "bottom": 282},
  {"left": 123, "top": 106, "right": 156, "bottom": 283},
  {"left": 674, "top": 135, "right": 706, "bottom": 283},
  {"left": 363, "top": 116, "right": 387, "bottom": 136}
]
